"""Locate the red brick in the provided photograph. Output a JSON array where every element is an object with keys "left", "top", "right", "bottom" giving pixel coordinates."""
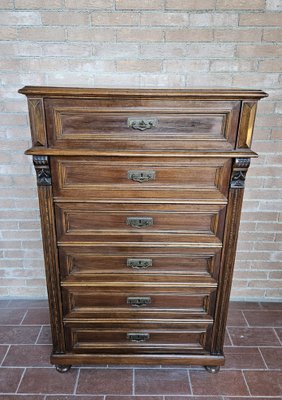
[
  {"left": 217, "top": 0, "right": 265, "bottom": 9},
  {"left": 41, "top": 12, "right": 90, "bottom": 26},
  {"left": 240, "top": 12, "right": 282, "bottom": 26},
  {"left": 117, "top": 60, "right": 162, "bottom": 72},
  {"left": 65, "top": 0, "right": 113, "bottom": 8},
  {"left": 263, "top": 28, "right": 282, "bottom": 41},
  {"left": 91, "top": 12, "right": 139, "bottom": 25},
  {"left": 116, "top": 0, "right": 163, "bottom": 10},
  {"left": 67, "top": 27, "right": 115, "bottom": 42},
  {"left": 140, "top": 12, "right": 189, "bottom": 26},
  {"left": 15, "top": 0, "right": 63, "bottom": 8},
  {"left": 117, "top": 27, "right": 163, "bottom": 42},
  {"left": 214, "top": 28, "right": 262, "bottom": 41},
  {"left": 165, "top": 0, "right": 216, "bottom": 10},
  {"left": 166, "top": 28, "right": 213, "bottom": 41}
]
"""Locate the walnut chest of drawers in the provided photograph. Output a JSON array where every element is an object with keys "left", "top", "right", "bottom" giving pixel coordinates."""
[{"left": 20, "top": 86, "right": 267, "bottom": 373}]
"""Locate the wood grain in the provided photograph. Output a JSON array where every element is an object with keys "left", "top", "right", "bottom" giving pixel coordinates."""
[{"left": 20, "top": 86, "right": 266, "bottom": 370}]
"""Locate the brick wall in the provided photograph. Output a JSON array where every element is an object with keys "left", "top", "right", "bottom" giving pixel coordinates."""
[{"left": 0, "top": 0, "right": 281, "bottom": 300}]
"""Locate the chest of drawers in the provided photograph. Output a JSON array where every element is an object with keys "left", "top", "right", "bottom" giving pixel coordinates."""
[{"left": 20, "top": 87, "right": 267, "bottom": 373}]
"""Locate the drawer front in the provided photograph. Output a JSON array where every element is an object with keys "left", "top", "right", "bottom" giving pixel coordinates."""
[
  {"left": 59, "top": 246, "right": 221, "bottom": 279},
  {"left": 45, "top": 98, "right": 240, "bottom": 151},
  {"left": 65, "top": 324, "right": 210, "bottom": 353},
  {"left": 55, "top": 203, "right": 226, "bottom": 243},
  {"left": 51, "top": 157, "right": 231, "bottom": 200},
  {"left": 61, "top": 286, "right": 216, "bottom": 320}
]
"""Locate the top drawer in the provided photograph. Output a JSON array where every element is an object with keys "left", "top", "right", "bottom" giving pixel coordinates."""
[{"left": 44, "top": 98, "right": 240, "bottom": 151}]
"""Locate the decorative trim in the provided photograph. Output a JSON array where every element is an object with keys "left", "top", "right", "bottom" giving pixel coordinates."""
[
  {"left": 237, "top": 101, "right": 258, "bottom": 149},
  {"left": 233, "top": 157, "right": 251, "bottom": 169},
  {"left": 28, "top": 98, "right": 47, "bottom": 147},
  {"left": 230, "top": 157, "right": 251, "bottom": 189},
  {"left": 231, "top": 171, "right": 247, "bottom": 189},
  {"left": 33, "top": 156, "right": 51, "bottom": 186}
]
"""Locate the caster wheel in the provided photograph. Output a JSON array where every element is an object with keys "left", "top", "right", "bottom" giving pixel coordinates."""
[
  {"left": 55, "top": 364, "right": 72, "bottom": 373},
  {"left": 205, "top": 365, "right": 220, "bottom": 374}
]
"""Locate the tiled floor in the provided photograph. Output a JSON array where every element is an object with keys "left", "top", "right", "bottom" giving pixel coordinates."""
[{"left": 0, "top": 300, "right": 281, "bottom": 399}]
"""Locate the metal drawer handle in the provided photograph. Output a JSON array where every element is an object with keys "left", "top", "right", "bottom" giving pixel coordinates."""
[
  {"left": 127, "top": 332, "right": 150, "bottom": 342},
  {"left": 128, "top": 170, "right": 155, "bottom": 183},
  {"left": 127, "top": 258, "right": 153, "bottom": 269},
  {"left": 127, "top": 118, "right": 158, "bottom": 131},
  {"left": 127, "top": 296, "right": 151, "bottom": 307},
  {"left": 126, "top": 217, "right": 153, "bottom": 228}
]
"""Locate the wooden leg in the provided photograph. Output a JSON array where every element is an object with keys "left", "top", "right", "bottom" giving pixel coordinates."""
[
  {"left": 55, "top": 364, "right": 72, "bottom": 373},
  {"left": 205, "top": 365, "right": 220, "bottom": 374}
]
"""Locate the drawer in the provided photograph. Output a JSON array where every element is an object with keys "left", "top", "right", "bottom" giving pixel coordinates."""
[
  {"left": 45, "top": 98, "right": 240, "bottom": 151},
  {"left": 65, "top": 324, "right": 210, "bottom": 354},
  {"left": 51, "top": 157, "right": 231, "bottom": 200},
  {"left": 59, "top": 246, "right": 221, "bottom": 279},
  {"left": 55, "top": 203, "right": 226, "bottom": 243},
  {"left": 61, "top": 286, "right": 216, "bottom": 320}
]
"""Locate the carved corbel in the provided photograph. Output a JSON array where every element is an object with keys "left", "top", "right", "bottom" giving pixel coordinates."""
[
  {"left": 230, "top": 157, "right": 251, "bottom": 189},
  {"left": 33, "top": 156, "right": 51, "bottom": 186}
]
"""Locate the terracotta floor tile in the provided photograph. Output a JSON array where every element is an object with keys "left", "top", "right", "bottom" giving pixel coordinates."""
[
  {"left": 275, "top": 328, "right": 282, "bottom": 342},
  {"left": 223, "top": 346, "right": 265, "bottom": 369},
  {"left": 0, "top": 345, "right": 8, "bottom": 363},
  {"left": 244, "top": 310, "right": 282, "bottom": 327},
  {"left": 8, "top": 299, "right": 48, "bottom": 308},
  {"left": 229, "top": 301, "right": 262, "bottom": 310},
  {"left": 106, "top": 397, "right": 163, "bottom": 400},
  {"left": 3, "top": 344, "right": 52, "bottom": 367},
  {"left": 0, "top": 300, "right": 10, "bottom": 308},
  {"left": 260, "top": 302, "right": 282, "bottom": 310},
  {"left": 190, "top": 370, "right": 249, "bottom": 396},
  {"left": 135, "top": 369, "right": 191, "bottom": 395},
  {"left": 18, "top": 367, "right": 78, "bottom": 394},
  {"left": 77, "top": 368, "right": 133, "bottom": 395},
  {"left": 165, "top": 397, "right": 222, "bottom": 400},
  {"left": 0, "top": 326, "right": 41, "bottom": 344},
  {"left": 244, "top": 370, "right": 282, "bottom": 396},
  {"left": 46, "top": 397, "right": 104, "bottom": 400},
  {"left": 260, "top": 347, "right": 282, "bottom": 369},
  {"left": 0, "top": 368, "right": 24, "bottom": 393},
  {"left": 224, "top": 331, "right": 232, "bottom": 346},
  {"left": 227, "top": 309, "right": 248, "bottom": 326},
  {"left": 228, "top": 327, "right": 281, "bottom": 346},
  {"left": 36, "top": 325, "right": 52, "bottom": 344},
  {"left": 223, "top": 397, "right": 281, "bottom": 400},
  {"left": 0, "top": 309, "right": 26, "bottom": 325},
  {"left": 21, "top": 308, "right": 50, "bottom": 325},
  {"left": 0, "top": 396, "right": 44, "bottom": 400}
]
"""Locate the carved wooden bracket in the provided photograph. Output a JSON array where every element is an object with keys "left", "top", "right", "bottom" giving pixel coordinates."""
[
  {"left": 230, "top": 157, "right": 251, "bottom": 189},
  {"left": 33, "top": 156, "right": 51, "bottom": 186}
]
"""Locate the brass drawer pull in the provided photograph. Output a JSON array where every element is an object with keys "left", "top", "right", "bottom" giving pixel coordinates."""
[
  {"left": 126, "top": 217, "right": 153, "bottom": 228},
  {"left": 127, "top": 296, "right": 151, "bottom": 307},
  {"left": 127, "top": 258, "right": 152, "bottom": 269},
  {"left": 127, "top": 118, "right": 158, "bottom": 131},
  {"left": 128, "top": 170, "right": 155, "bottom": 183},
  {"left": 127, "top": 332, "right": 150, "bottom": 342}
]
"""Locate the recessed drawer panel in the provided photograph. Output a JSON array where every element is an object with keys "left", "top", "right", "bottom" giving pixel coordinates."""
[
  {"left": 59, "top": 246, "right": 221, "bottom": 279},
  {"left": 65, "top": 324, "right": 210, "bottom": 354},
  {"left": 55, "top": 203, "right": 226, "bottom": 243},
  {"left": 63, "top": 289, "right": 213, "bottom": 312},
  {"left": 45, "top": 98, "right": 240, "bottom": 151},
  {"left": 51, "top": 157, "right": 231, "bottom": 200},
  {"left": 61, "top": 286, "right": 216, "bottom": 321}
]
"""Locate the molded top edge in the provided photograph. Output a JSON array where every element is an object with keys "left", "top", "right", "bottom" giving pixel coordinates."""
[{"left": 18, "top": 86, "right": 268, "bottom": 99}]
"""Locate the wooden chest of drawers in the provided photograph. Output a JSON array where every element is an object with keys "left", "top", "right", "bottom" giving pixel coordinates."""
[{"left": 20, "top": 87, "right": 267, "bottom": 373}]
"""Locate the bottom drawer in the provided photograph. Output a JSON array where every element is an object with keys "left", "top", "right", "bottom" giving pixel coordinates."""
[{"left": 65, "top": 323, "right": 211, "bottom": 354}]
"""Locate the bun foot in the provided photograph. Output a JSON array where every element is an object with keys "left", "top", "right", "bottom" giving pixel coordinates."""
[
  {"left": 205, "top": 365, "right": 220, "bottom": 374},
  {"left": 55, "top": 364, "right": 72, "bottom": 373}
]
